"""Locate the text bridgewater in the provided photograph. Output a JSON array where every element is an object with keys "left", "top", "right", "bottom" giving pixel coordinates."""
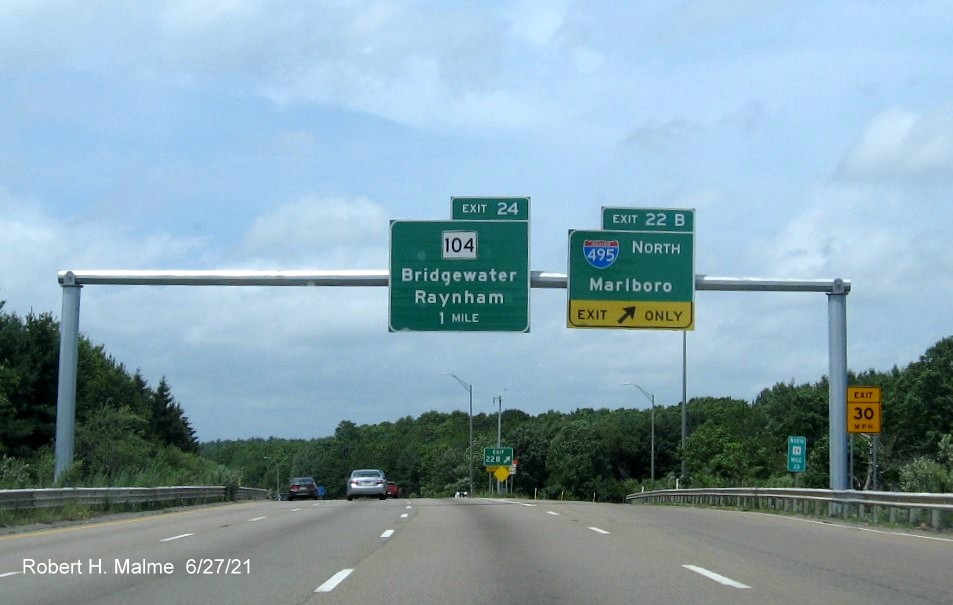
[{"left": 402, "top": 267, "right": 518, "bottom": 308}]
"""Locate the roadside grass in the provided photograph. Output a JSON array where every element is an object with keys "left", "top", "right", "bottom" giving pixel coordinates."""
[{"left": 0, "top": 502, "right": 98, "bottom": 529}]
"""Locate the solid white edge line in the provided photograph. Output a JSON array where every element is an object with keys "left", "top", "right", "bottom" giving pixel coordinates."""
[
  {"left": 481, "top": 498, "right": 536, "bottom": 507},
  {"left": 755, "top": 511, "right": 953, "bottom": 543},
  {"left": 1, "top": 571, "right": 23, "bottom": 578},
  {"left": 851, "top": 525, "right": 953, "bottom": 543},
  {"left": 248, "top": 516, "right": 267, "bottom": 522},
  {"left": 683, "top": 565, "right": 751, "bottom": 589},
  {"left": 315, "top": 568, "right": 354, "bottom": 593},
  {"left": 159, "top": 533, "right": 194, "bottom": 542},
  {"left": 381, "top": 529, "right": 395, "bottom": 538},
  {"left": 588, "top": 526, "right": 610, "bottom": 535}
]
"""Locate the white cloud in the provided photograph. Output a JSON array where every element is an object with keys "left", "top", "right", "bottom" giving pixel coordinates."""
[
  {"left": 0, "top": 185, "right": 213, "bottom": 312},
  {"left": 622, "top": 118, "right": 703, "bottom": 153},
  {"left": 0, "top": 191, "right": 60, "bottom": 311},
  {"left": 669, "top": 0, "right": 780, "bottom": 32},
  {"left": 269, "top": 130, "right": 318, "bottom": 158},
  {"left": 753, "top": 184, "right": 926, "bottom": 284},
  {"left": 261, "top": 19, "right": 552, "bottom": 134},
  {"left": 505, "top": 0, "right": 570, "bottom": 47},
  {"left": 0, "top": 0, "right": 102, "bottom": 69},
  {"left": 746, "top": 181, "right": 953, "bottom": 380},
  {"left": 840, "top": 105, "right": 953, "bottom": 179},
  {"left": 241, "top": 197, "right": 389, "bottom": 267},
  {"left": 158, "top": 0, "right": 261, "bottom": 34}
]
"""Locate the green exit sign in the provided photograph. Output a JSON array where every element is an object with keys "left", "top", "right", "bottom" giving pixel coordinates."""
[
  {"left": 389, "top": 220, "right": 530, "bottom": 332},
  {"left": 484, "top": 447, "right": 513, "bottom": 466},
  {"left": 567, "top": 207, "right": 695, "bottom": 330},
  {"left": 452, "top": 197, "right": 530, "bottom": 221},
  {"left": 787, "top": 436, "right": 807, "bottom": 473},
  {"left": 602, "top": 207, "right": 694, "bottom": 232}
]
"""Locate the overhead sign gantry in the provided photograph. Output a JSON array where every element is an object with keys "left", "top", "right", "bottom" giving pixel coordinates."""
[{"left": 52, "top": 197, "right": 852, "bottom": 493}]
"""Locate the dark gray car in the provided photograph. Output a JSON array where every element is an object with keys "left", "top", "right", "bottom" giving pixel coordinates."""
[{"left": 288, "top": 476, "right": 319, "bottom": 501}]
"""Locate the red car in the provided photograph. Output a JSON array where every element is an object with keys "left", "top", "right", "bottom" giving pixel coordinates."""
[{"left": 386, "top": 481, "right": 400, "bottom": 498}]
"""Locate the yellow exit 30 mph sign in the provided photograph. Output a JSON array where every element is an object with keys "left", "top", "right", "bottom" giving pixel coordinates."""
[{"left": 847, "top": 386, "right": 882, "bottom": 434}]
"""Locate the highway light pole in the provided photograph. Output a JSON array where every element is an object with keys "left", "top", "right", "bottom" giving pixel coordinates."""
[
  {"left": 493, "top": 389, "right": 507, "bottom": 495},
  {"left": 623, "top": 383, "right": 655, "bottom": 482},
  {"left": 442, "top": 373, "right": 474, "bottom": 496},
  {"left": 682, "top": 331, "right": 688, "bottom": 483},
  {"left": 494, "top": 389, "right": 507, "bottom": 447}
]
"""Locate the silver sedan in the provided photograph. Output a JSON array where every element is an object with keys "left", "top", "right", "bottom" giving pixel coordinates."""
[{"left": 346, "top": 469, "right": 388, "bottom": 500}]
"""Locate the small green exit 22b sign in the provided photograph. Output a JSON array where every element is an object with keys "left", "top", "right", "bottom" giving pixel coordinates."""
[{"left": 484, "top": 447, "right": 513, "bottom": 466}]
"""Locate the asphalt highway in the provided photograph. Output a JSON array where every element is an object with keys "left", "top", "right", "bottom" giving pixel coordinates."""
[{"left": 1, "top": 497, "right": 951, "bottom": 604}]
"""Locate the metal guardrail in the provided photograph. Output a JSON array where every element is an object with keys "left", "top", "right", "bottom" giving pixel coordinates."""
[
  {"left": 626, "top": 487, "right": 953, "bottom": 530},
  {"left": 235, "top": 486, "right": 269, "bottom": 501},
  {"left": 0, "top": 486, "right": 268, "bottom": 511}
]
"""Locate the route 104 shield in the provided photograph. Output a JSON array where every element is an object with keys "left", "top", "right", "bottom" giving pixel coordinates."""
[{"left": 583, "top": 239, "right": 620, "bottom": 269}]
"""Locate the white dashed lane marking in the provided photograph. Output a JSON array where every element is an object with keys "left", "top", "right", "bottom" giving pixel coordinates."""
[
  {"left": 159, "top": 533, "right": 193, "bottom": 542},
  {"left": 683, "top": 565, "right": 751, "bottom": 589},
  {"left": 315, "top": 569, "right": 353, "bottom": 593}
]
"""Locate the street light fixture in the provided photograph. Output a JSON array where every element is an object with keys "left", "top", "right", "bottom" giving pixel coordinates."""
[
  {"left": 623, "top": 383, "right": 655, "bottom": 482},
  {"left": 441, "top": 372, "right": 474, "bottom": 497},
  {"left": 263, "top": 456, "right": 280, "bottom": 498},
  {"left": 493, "top": 388, "right": 507, "bottom": 448},
  {"left": 492, "top": 389, "right": 508, "bottom": 496}
]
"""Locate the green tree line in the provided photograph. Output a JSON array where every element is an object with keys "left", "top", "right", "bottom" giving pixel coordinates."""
[
  {"left": 206, "top": 336, "right": 953, "bottom": 500},
  {"left": 1, "top": 300, "right": 951, "bottom": 499},
  {"left": 0, "top": 302, "right": 236, "bottom": 489}
]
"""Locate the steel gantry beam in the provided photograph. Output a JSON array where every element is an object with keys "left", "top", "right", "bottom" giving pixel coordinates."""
[{"left": 54, "top": 270, "right": 850, "bottom": 490}]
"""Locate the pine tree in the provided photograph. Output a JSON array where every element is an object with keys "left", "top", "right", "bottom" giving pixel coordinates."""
[{"left": 150, "top": 377, "right": 198, "bottom": 453}]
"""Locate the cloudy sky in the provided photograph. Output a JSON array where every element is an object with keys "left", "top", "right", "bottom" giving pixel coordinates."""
[{"left": 2, "top": 2, "right": 951, "bottom": 442}]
